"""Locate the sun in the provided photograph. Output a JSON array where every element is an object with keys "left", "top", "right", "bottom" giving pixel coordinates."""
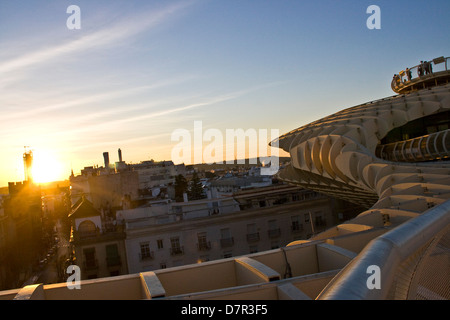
[{"left": 31, "top": 149, "right": 65, "bottom": 184}]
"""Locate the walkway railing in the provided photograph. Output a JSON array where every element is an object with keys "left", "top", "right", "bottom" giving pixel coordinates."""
[
  {"left": 376, "top": 128, "right": 450, "bottom": 162},
  {"left": 391, "top": 56, "right": 450, "bottom": 94},
  {"left": 317, "top": 199, "right": 450, "bottom": 300}
]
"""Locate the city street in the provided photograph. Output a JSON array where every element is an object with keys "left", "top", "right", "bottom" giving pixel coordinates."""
[{"left": 35, "top": 219, "right": 71, "bottom": 286}]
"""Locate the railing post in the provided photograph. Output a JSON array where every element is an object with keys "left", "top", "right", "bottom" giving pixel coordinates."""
[
  {"left": 140, "top": 271, "right": 166, "bottom": 299},
  {"left": 13, "top": 284, "right": 45, "bottom": 300}
]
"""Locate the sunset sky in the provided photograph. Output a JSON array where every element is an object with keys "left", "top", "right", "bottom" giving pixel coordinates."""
[{"left": 0, "top": 0, "right": 449, "bottom": 186}]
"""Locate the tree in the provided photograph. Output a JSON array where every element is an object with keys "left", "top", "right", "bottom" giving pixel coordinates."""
[
  {"left": 174, "top": 174, "right": 188, "bottom": 202},
  {"left": 188, "top": 172, "right": 205, "bottom": 201}
]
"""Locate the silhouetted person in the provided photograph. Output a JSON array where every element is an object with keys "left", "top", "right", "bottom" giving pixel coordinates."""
[
  {"left": 392, "top": 74, "right": 400, "bottom": 87},
  {"left": 425, "top": 61, "right": 433, "bottom": 74},
  {"left": 418, "top": 61, "right": 424, "bottom": 77},
  {"left": 406, "top": 67, "right": 412, "bottom": 81}
]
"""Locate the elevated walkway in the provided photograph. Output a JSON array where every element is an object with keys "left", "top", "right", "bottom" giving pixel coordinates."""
[
  {"left": 391, "top": 56, "right": 450, "bottom": 94},
  {"left": 376, "top": 128, "right": 450, "bottom": 162}
]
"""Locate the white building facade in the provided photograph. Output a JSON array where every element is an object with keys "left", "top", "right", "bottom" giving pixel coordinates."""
[{"left": 120, "top": 186, "right": 339, "bottom": 274}]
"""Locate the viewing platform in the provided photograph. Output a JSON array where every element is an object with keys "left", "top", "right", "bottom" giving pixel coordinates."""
[{"left": 392, "top": 56, "right": 450, "bottom": 94}]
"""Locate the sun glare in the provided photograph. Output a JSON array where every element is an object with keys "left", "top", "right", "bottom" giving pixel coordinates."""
[{"left": 31, "top": 149, "right": 64, "bottom": 184}]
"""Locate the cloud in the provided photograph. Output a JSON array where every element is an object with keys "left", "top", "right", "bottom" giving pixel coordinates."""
[
  {"left": 0, "top": 75, "right": 196, "bottom": 121},
  {"left": 0, "top": 1, "right": 194, "bottom": 74}
]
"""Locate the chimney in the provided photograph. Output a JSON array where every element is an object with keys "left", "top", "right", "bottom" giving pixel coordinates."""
[
  {"left": 103, "top": 152, "right": 110, "bottom": 168},
  {"left": 118, "top": 148, "right": 122, "bottom": 162}
]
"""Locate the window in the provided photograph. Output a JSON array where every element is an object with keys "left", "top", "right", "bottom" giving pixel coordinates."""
[
  {"left": 268, "top": 220, "right": 280, "bottom": 238},
  {"left": 170, "top": 237, "right": 183, "bottom": 255},
  {"left": 78, "top": 220, "right": 97, "bottom": 238},
  {"left": 315, "top": 215, "right": 326, "bottom": 227},
  {"left": 140, "top": 242, "right": 150, "bottom": 255},
  {"left": 157, "top": 239, "right": 164, "bottom": 250},
  {"left": 221, "top": 228, "right": 231, "bottom": 238},
  {"left": 247, "top": 223, "right": 257, "bottom": 234},
  {"left": 197, "top": 232, "right": 210, "bottom": 250},
  {"left": 304, "top": 213, "right": 310, "bottom": 223},
  {"left": 223, "top": 251, "right": 233, "bottom": 259},
  {"left": 268, "top": 220, "right": 277, "bottom": 229},
  {"left": 291, "top": 215, "right": 302, "bottom": 232},
  {"left": 246, "top": 223, "right": 259, "bottom": 242},
  {"left": 83, "top": 247, "right": 97, "bottom": 269},
  {"left": 79, "top": 220, "right": 96, "bottom": 233},
  {"left": 171, "top": 237, "right": 180, "bottom": 249},
  {"left": 140, "top": 242, "right": 152, "bottom": 260},
  {"left": 106, "top": 244, "right": 120, "bottom": 267},
  {"left": 220, "top": 228, "right": 234, "bottom": 248},
  {"left": 211, "top": 202, "right": 219, "bottom": 215},
  {"left": 313, "top": 211, "right": 326, "bottom": 227}
]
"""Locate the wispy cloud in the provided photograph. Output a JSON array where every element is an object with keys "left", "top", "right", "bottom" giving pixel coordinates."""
[
  {"left": 62, "top": 132, "right": 170, "bottom": 153},
  {"left": 0, "top": 1, "right": 195, "bottom": 74},
  {"left": 0, "top": 75, "right": 196, "bottom": 121},
  {"left": 32, "top": 81, "right": 286, "bottom": 139}
]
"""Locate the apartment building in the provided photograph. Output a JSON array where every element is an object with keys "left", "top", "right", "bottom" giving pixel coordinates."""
[
  {"left": 122, "top": 185, "right": 344, "bottom": 274},
  {"left": 68, "top": 197, "right": 128, "bottom": 280},
  {"left": 130, "top": 160, "right": 186, "bottom": 190},
  {"left": 0, "top": 182, "right": 43, "bottom": 289},
  {"left": 69, "top": 165, "right": 140, "bottom": 213}
]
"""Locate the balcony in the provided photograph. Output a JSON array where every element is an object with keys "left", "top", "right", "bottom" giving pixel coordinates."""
[
  {"left": 139, "top": 252, "right": 154, "bottom": 261},
  {"left": 170, "top": 246, "right": 184, "bottom": 256},
  {"left": 220, "top": 237, "right": 234, "bottom": 248},
  {"left": 291, "top": 223, "right": 304, "bottom": 233},
  {"left": 268, "top": 228, "right": 281, "bottom": 239},
  {"left": 83, "top": 259, "right": 98, "bottom": 271},
  {"left": 106, "top": 255, "right": 121, "bottom": 267},
  {"left": 246, "top": 232, "right": 260, "bottom": 243},
  {"left": 197, "top": 241, "right": 211, "bottom": 251},
  {"left": 72, "top": 228, "right": 125, "bottom": 245}
]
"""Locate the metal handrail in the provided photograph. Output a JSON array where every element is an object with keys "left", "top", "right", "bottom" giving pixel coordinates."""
[
  {"left": 391, "top": 56, "right": 450, "bottom": 93},
  {"left": 317, "top": 199, "right": 450, "bottom": 300},
  {"left": 376, "top": 128, "right": 450, "bottom": 162}
]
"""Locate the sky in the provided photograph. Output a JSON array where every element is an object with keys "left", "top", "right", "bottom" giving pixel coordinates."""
[{"left": 0, "top": 0, "right": 449, "bottom": 186}]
